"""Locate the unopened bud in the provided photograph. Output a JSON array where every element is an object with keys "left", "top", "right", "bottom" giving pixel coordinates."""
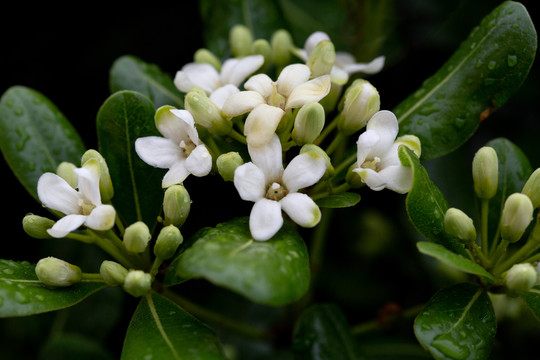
[
  {"left": 123, "top": 221, "right": 151, "bottom": 253},
  {"left": 35, "top": 257, "right": 82, "bottom": 287},
  {"left": 472, "top": 146, "right": 498, "bottom": 200},
  {"left": 307, "top": 40, "right": 335, "bottom": 78},
  {"left": 500, "top": 193, "right": 534, "bottom": 243},
  {"left": 271, "top": 29, "right": 293, "bottom": 68},
  {"left": 123, "top": 270, "right": 152, "bottom": 297},
  {"left": 217, "top": 152, "right": 244, "bottom": 181},
  {"left": 251, "top": 39, "right": 272, "bottom": 72},
  {"left": 23, "top": 214, "right": 55, "bottom": 239},
  {"left": 163, "top": 185, "right": 191, "bottom": 227},
  {"left": 184, "top": 89, "right": 232, "bottom": 135},
  {"left": 300, "top": 144, "right": 334, "bottom": 179},
  {"left": 505, "top": 263, "right": 537, "bottom": 296},
  {"left": 230, "top": 24, "right": 253, "bottom": 57},
  {"left": 194, "top": 48, "right": 222, "bottom": 71},
  {"left": 81, "top": 149, "right": 114, "bottom": 202},
  {"left": 292, "top": 102, "right": 325, "bottom": 145},
  {"left": 56, "top": 162, "right": 78, "bottom": 188},
  {"left": 395, "top": 135, "right": 422, "bottom": 158},
  {"left": 337, "top": 79, "right": 380, "bottom": 135},
  {"left": 444, "top": 208, "right": 477, "bottom": 243},
  {"left": 154, "top": 225, "right": 184, "bottom": 260},
  {"left": 100, "top": 260, "right": 128, "bottom": 286},
  {"left": 522, "top": 168, "right": 540, "bottom": 209}
]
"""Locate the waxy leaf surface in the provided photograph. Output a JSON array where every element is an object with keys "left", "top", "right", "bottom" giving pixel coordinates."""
[
  {"left": 521, "top": 286, "right": 540, "bottom": 322},
  {"left": 315, "top": 192, "right": 361, "bottom": 208}
]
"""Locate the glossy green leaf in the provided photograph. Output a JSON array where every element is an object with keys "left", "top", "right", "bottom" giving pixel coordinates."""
[
  {"left": 121, "top": 291, "right": 226, "bottom": 360},
  {"left": 315, "top": 192, "right": 361, "bottom": 208},
  {"left": 394, "top": 1, "right": 537, "bottom": 160},
  {"left": 109, "top": 55, "right": 184, "bottom": 108},
  {"left": 399, "top": 146, "right": 466, "bottom": 256},
  {"left": 292, "top": 303, "right": 364, "bottom": 360},
  {"left": 414, "top": 282, "right": 496, "bottom": 360},
  {"left": 175, "top": 217, "right": 310, "bottom": 306},
  {"left": 416, "top": 242, "right": 494, "bottom": 281},
  {"left": 96, "top": 90, "right": 163, "bottom": 230},
  {"left": 521, "top": 286, "right": 540, "bottom": 321},
  {"left": 0, "top": 86, "right": 86, "bottom": 201},
  {"left": 0, "top": 259, "right": 106, "bottom": 318}
]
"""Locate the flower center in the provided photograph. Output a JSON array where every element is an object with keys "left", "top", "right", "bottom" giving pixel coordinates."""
[
  {"left": 179, "top": 140, "right": 196, "bottom": 157},
  {"left": 361, "top": 157, "right": 381, "bottom": 171},
  {"left": 267, "top": 83, "right": 286, "bottom": 109},
  {"left": 266, "top": 182, "right": 288, "bottom": 201},
  {"left": 78, "top": 198, "right": 96, "bottom": 216}
]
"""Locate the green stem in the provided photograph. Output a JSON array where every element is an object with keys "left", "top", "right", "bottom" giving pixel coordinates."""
[
  {"left": 91, "top": 234, "right": 139, "bottom": 269},
  {"left": 228, "top": 128, "right": 247, "bottom": 144},
  {"left": 325, "top": 132, "right": 344, "bottom": 156},
  {"left": 150, "top": 257, "right": 163, "bottom": 278},
  {"left": 489, "top": 239, "right": 509, "bottom": 269},
  {"left": 314, "top": 116, "right": 338, "bottom": 146},
  {"left": 493, "top": 240, "right": 540, "bottom": 276},
  {"left": 333, "top": 152, "right": 357, "bottom": 178},
  {"left": 480, "top": 199, "right": 490, "bottom": 255},
  {"left": 81, "top": 273, "right": 105, "bottom": 282},
  {"left": 350, "top": 303, "right": 425, "bottom": 335},
  {"left": 310, "top": 208, "right": 334, "bottom": 281},
  {"left": 65, "top": 232, "right": 95, "bottom": 244},
  {"left": 310, "top": 182, "right": 351, "bottom": 201}
]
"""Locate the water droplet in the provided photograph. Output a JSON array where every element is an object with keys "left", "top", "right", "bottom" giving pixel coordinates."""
[
  {"left": 35, "top": 294, "right": 44, "bottom": 301},
  {"left": 144, "top": 354, "right": 153, "bottom": 360},
  {"left": 507, "top": 54, "right": 518, "bottom": 67},
  {"left": 0, "top": 296, "right": 3, "bottom": 307},
  {"left": 475, "top": 59, "right": 483, "bottom": 68},
  {"left": 432, "top": 333, "right": 470, "bottom": 360},
  {"left": 419, "top": 103, "right": 439, "bottom": 116},
  {"left": 2, "top": 269, "right": 14, "bottom": 275},
  {"left": 14, "top": 107, "right": 24, "bottom": 116},
  {"left": 487, "top": 61, "right": 496, "bottom": 70},
  {"left": 14, "top": 291, "right": 30, "bottom": 304},
  {"left": 469, "top": 42, "right": 476, "bottom": 49},
  {"left": 5, "top": 99, "right": 14, "bottom": 108},
  {"left": 454, "top": 118, "right": 466, "bottom": 129}
]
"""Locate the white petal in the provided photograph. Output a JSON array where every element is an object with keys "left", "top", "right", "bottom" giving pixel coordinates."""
[
  {"left": 220, "top": 55, "right": 264, "bottom": 87},
  {"left": 377, "top": 165, "right": 413, "bottom": 194},
  {"left": 286, "top": 75, "right": 331, "bottom": 109},
  {"left": 353, "top": 168, "right": 386, "bottom": 191},
  {"left": 365, "top": 110, "right": 399, "bottom": 155},
  {"left": 356, "top": 129, "right": 380, "bottom": 165},
  {"left": 173, "top": 70, "right": 195, "bottom": 93},
  {"left": 343, "top": 56, "right": 385, "bottom": 75},
  {"left": 334, "top": 52, "right": 357, "bottom": 67},
  {"left": 209, "top": 84, "right": 239, "bottom": 109},
  {"left": 233, "top": 162, "right": 266, "bottom": 202},
  {"left": 160, "top": 107, "right": 197, "bottom": 144},
  {"left": 47, "top": 214, "right": 87, "bottom": 238},
  {"left": 282, "top": 153, "right": 326, "bottom": 192},
  {"left": 244, "top": 73, "right": 274, "bottom": 98},
  {"left": 304, "top": 31, "right": 331, "bottom": 55},
  {"left": 162, "top": 161, "right": 189, "bottom": 187},
  {"left": 37, "top": 173, "right": 81, "bottom": 215},
  {"left": 185, "top": 145, "right": 212, "bottom": 177},
  {"left": 174, "top": 63, "right": 219, "bottom": 94},
  {"left": 247, "top": 133, "right": 284, "bottom": 183},
  {"left": 135, "top": 137, "right": 184, "bottom": 169},
  {"left": 244, "top": 104, "right": 285, "bottom": 148},
  {"left": 221, "top": 91, "right": 265, "bottom": 118},
  {"left": 74, "top": 167, "right": 101, "bottom": 206},
  {"left": 85, "top": 204, "right": 116, "bottom": 230},
  {"left": 249, "top": 198, "right": 283, "bottom": 241},
  {"left": 330, "top": 66, "right": 349, "bottom": 85},
  {"left": 280, "top": 192, "right": 321, "bottom": 228},
  {"left": 276, "top": 64, "right": 311, "bottom": 97}
]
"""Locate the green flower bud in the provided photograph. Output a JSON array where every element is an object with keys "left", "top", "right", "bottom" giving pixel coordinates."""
[
  {"left": 194, "top": 48, "right": 221, "bottom": 71},
  {"left": 292, "top": 102, "right": 325, "bottom": 145},
  {"left": 100, "top": 260, "right": 128, "bottom": 286},
  {"left": 81, "top": 149, "right": 114, "bottom": 202},
  {"left": 500, "top": 193, "right": 534, "bottom": 243},
  {"left": 395, "top": 135, "right": 422, "bottom": 158},
  {"left": 56, "top": 162, "right": 78, "bottom": 188},
  {"left": 300, "top": 144, "right": 334, "bottom": 179},
  {"left": 22, "top": 214, "right": 55, "bottom": 239},
  {"left": 504, "top": 263, "right": 537, "bottom": 296},
  {"left": 472, "top": 146, "right": 498, "bottom": 200},
  {"left": 163, "top": 185, "right": 191, "bottom": 227},
  {"left": 345, "top": 162, "right": 364, "bottom": 188},
  {"left": 184, "top": 89, "right": 232, "bottom": 136},
  {"left": 251, "top": 39, "right": 272, "bottom": 72},
  {"left": 230, "top": 24, "right": 253, "bottom": 57},
  {"left": 123, "top": 270, "right": 152, "bottom": 297},
  {"left": 307, "top": 40, "right": 335, "bottom": 78},
  {"left": 444, "top": 208, "right": 477, "bottom": 243},
  {"left": 123, "top": 221, "right": 151, "bottom": 253},
  {"left": 271, "top": 29, "right": 293, "bottom": 68},
  {"left": 35, "top": 257, "right": 82, "bottom": 287},
  {"left": 337, "top": 79, "right": 380, "bottom": 135},
  {"left": 217, "top": 152, "right": 244, "bottom": 181},
  {"left": 154, "top": 225, "right": 184, "bottom": 260},
  {"left": 522, "top": 168, "right": 540, "bottom": 209}
]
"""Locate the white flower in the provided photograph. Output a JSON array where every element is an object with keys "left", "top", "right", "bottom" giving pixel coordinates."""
[
  {"left": 135, "top": 106, "right": 212, "bottom": 187},
  {"left": 295, "top": 31, "right": 385, "bottom": 85},
  {"left": 234, "top": 134, "right": 327, "bottom": 241},
  {"left": 174, "top": 55, "right": 264, "bottom": 109},
  {"left": 222, "top": 63, "right": 331, "bottom": 146},
  {"left": 352, "top": 110, "right": 420, "bottom": 194},
  {"left": 37, "top": 160, "right": 116, "bottom": 238}
]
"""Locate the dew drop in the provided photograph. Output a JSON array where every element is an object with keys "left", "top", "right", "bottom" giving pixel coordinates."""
[
  {"left": 28, "top": 162, "right": 36, "bottom": 171},
  {"left": 2, "top": 269, "right": 14, "bottom": 275},
  {"left": 35, "top": 294, "right": 44, "bottom": 301},
  {"left": 5, "top": 99, "right": 14, "bottom": 108},
  {"left": 507, "top": 55, "right": 518, "bottom": 67},
  {"left": 432, "top": 334, "right": 470, "bottom": 360},
  {"left": 475, "top": 59, "right": 483, "bottom": 68},
  {"left": 14, "top": 291, "right": 30, "bottom": 304},
  {"left": 487, "top": 61, "right": 496, "bottom": 70},
  {"left": 14, "top": 107, "right": 24, "bottom": 116},
  {"left": 0, "top": 296, "right": 3, "bottom": 307},
  {"left": 469, "top": 42, "right": 476, "bottom": 49},
  {"left": 454, "top": 118, "right": 466, "bottom": 129}
]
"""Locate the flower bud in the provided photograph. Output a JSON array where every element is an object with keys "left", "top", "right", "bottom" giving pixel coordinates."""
[
  {"left": 194, "top": 48, "right": 221, "bottom": 71},
  {"left": 505, "top": 263, "right": 537, "bottom": 296},
  {"left": 56, "top": 162, "right": 78, "bottom": 188},
  {"left": 345, "top": 162, "right": 364, "bottom": 188},
  {"left": 230, "top": 24, "right": 253, "bottom": 57},
  {"left": 123, "top": 270, "right": 152, "bottom": 297},
  {"left": 271, "top": 29, "right": 293, "bottom": 68},
  {"left": 123, "top": 221, "right": 151, "bottom": 253},
  {"left": 35, "top": 257, "right": 82, "bottom": 287},
  {"left": 300, "top": 144, "right": 334, "bottom": 179},
  {"left": 217, "top": 152, "right": 244, "bottom": 181},
  {"left": 522, "top": 168, "right": 540, "bottom": 209},
  {"left": 472, "top": 146, "right": 498, "bottom": 200},
  {"left": 307, "top": 40, "right": 335, "bottom": 78},
  {"left": 81, "top": 149, "right": 114, "bottom": 202},
  {"left": 444, "top": 208, "right": 477, "bottom": 243},
  {"left": 184, "top": 88, "right": 232, "bottom": 135},
  {"left": 22, "top": 214, "right": 55, "bottom": 239},
  {"left": 100, "top": 260, "right": 128, "bottom": 286},
  {"left": 163, "top": 185, "right": 191, "bottom": 227},
  {"left": 154, "top": 225, "right": 184, "bottom": 260},
  {"left": 500, "top": 193, "right": 534, "bottom": 243},
  {"left": 251, "top": 39, "right": 272, "bottom": 72},
  {"left": 395, "top": 135, "right": 422, "bottom": 158},
  {"left": 292, "top": 102, "right": 325, "bottom": 145},
  {"left": 337, "top": 79, "right": 380, "bottom": 135}
]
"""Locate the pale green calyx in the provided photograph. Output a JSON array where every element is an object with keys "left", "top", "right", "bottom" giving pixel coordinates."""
[
  {"left": 35, "top": 257, "right": 82, "bottom": 287},
  {"left": 271, "top": 29, "right": 293, "bottom": 67},
  {"left": 154, "top": 225, "right": 184, "bottom": 261},
  {"left": 184, "top": 88, "right": 232, "bottom": 135},
  {"left": 337, "top": 79, "right": 380, "bottom": 135},
  {"left": 230, "top": 24, "right": 253, "bottom": 57},
  {"left": 163, "top": 185, "right": 191, "bottom": 227},
  {"left": 22, "top": 214, "right": 55, "bottom": 239},
  {"left": 100, "top": 260, "right": 128, "bottom": 286},
  {"left": 81, "top": 149, "right": 114, "bottom": 202},
  {"left": 472, "top": 146, "right": 498, "bottom": 200},
  {"left": 194, "top": 48, "right": 221, "bottom": 71},
  {"left": 307, "top": 40, "right": 336, "bottom": 78},
  {"left": 292, "top": 102, "right": 325, "bottom": 145},
  {"left": 123, "top": 270, "right": 152, "bottom": 297},
  {"left": 56, "top": 162, "right": 78, "bottom": 188},
  {"left": 123, "top": 221, "right": 151, "bottom": 253},
  {"left": 504, "top": 263, "right": 537, "bottom": 296},
  {"left": 522, "top": 168, "right": 540, "bottom": 209},
  {"left": 217, "top": 152, "right": 244, "bottom": 181},
  {"left": 500, "top": 193, "right": 534, "bottom": 243},
  {"left": 444, "top": 208, "right": 477, "bottom": 243}
]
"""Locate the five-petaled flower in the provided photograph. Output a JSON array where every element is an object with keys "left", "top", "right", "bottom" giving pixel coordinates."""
[
  {"left": 233, "top": 134, "right": 327, "bottom": 241},
  {"left": 222, "top": 63, "right": 331, "bottom": 147},
  {"left": 135, "top": 106, "right": 212, "bottom": 187},
  {"left": 352, "top": 110, "right": 420, "bottom": 194},
  {"left": 174, "top": 55, "right": 264, "bottom": 109},
  {"left": 37, "top": 159, "right": 116, "bottom": 238}
]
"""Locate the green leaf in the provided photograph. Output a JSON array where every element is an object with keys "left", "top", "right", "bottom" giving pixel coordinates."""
[
  {"left": 121, "top": 291, "right": 226, "bottom": 360},
  {"left": 414, "top": 282, "right": 496, "bottom": 360},
  {"left": 394, "top": 1, "right": 537, "bottom": 160},
  {"left": 399, "top": 146, "right": 466, "bottom": 256},
  {"left": 0, "top": 259, "right": 105, "bottom": 318},
  {"left": 315, "top": 192, "right": 361, "bottom": 208},
  {"left": 521, "top": 286, "right": 540, "bottom": 321},
  {"left": 96, "top": 90, "right": 163, "bottom": 230},
  {"left": 174, "top": 217, "right": 310, "bottom": 306},
  {"left": 0, "top": 86, "right": 86, "bottom": 201},
  {"left": 292, "top": 303, "right": 364, "bottom": 360},
  {"left": 109, "top": 55, "right": 184, "bottom": 108},
  {"left": 416, "top": 242, "right": 494, "bottom": 281}
]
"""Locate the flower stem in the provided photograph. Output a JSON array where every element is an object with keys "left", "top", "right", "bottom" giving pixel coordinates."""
[
  {"left": 492, "top": 238, "right": 540, "bottom": 276},
  {"left": 325, "top": 132, "right": 344, "bottom": 156},
  {"left": 480, "top": 199, "right": 490, "bottom": 255},
  {"left": 228, "top": 128, "right": 247, "bottom": 144},
  {"left": 314, "top": 116, "right": 338, "bottom": 146},
  {"left": 350, "top": 303, "right": 425, "bottom": 335}
]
